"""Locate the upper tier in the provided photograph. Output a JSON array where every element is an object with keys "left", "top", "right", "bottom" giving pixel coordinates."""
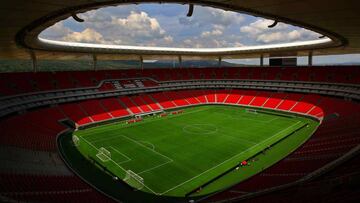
[{"left": 0, "top": 66, "right": 359, "bottom": 97}]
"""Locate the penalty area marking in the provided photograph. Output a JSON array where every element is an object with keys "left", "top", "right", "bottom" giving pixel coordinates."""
[
  {"left": 137, "top": 159, "right": 173, "bottom": 175},
  {"left": 112, "top": 135, "right": 174, "bottom": 180},
  {"left": 78, "top": 136, "right": 159, "bottom": 195},
  {"left": 229, "top": 114, "right": 278, "bottom": 124},
  {"left": 109, "top": 146, "right": 132, "bottom": 164},
  {"left": 139, "top": 141, "right": 155, "bottom": 151},
  {"left": 85, "top": 135, "right": 174, "bottom": 192}
]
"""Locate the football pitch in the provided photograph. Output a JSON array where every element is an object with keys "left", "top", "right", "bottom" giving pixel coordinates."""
[{"left": 74, "top": 105, "right": 314, "bottom": 197}]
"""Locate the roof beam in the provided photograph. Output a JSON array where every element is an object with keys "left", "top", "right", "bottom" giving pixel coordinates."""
[
  {"left": 71, "top": 13, "right": 84, "bottom": 22},
  {"left": 187, "top": 4, "right": 194, "bottom": 17},
  {"left": 268, "top": 20, "right": 278, "bottom": 28}
]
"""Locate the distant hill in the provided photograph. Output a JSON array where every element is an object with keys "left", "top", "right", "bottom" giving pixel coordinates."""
[
  {"left": 316, "top": 62, "right": 360, "bottom": 66},
  {"left": 143, "top": 60, "right": 244, "bottom": 68},
  {"left": 0, "top": 59, "right": 358, "bottom": 72},
  {"left": 0, "top": 59, "right": 244, "bottom": 72}
]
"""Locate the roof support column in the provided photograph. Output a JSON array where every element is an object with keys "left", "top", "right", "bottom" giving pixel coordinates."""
[
  {"left": 260, "top": 54, "right": 264, "bottom": 67},
  {"left": 308, "top": 51, "right": 313, "bottom": 66},
  {"left": 218, "top": 56, "right": 222, "bottom": 68},
  {"left": 29, "top": 50, "right": 37, "bottom": 73},
  {"left": 92, "top": 54, "right": 97, "bottom": 71},
  {"left": 178, "top": 56, "right": 182, "bottom": 68},
  {"left": 139, "top": 56, "right": 143, "bottom": 70}
]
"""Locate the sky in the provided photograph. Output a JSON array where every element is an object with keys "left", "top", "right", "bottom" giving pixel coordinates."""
[
  {"left": 41, "top": 4, "right": 321, "bottom": 48},
  {"left": 40, "top": 3, "right": 360, "bottom": 64}
]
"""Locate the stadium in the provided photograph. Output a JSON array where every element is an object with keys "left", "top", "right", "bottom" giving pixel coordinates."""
[{"left": 0, "top": 1, "right": 359, "bottom": 203}]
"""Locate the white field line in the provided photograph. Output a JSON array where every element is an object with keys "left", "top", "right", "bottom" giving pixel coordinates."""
[
  {"left": 78, "top": 106, "right": 210, "bottom": 139},
  {"left": 138, "top": 160, "right": 173, "bottom": 175},
  {"left": 121, "top": 107, "right": 209, "bottom": 128},
  {"left": 139, "top": 141, "right": 156, "bottom": 151},
  {"left": 90, "top": 133, "right": 174, "bottom": 175},
  {"left": 93, "top": 133, "right": 174, "bottom": 173},
  {"left": 109, "top": 146, "right": 132, "bottom": 164},
  {"left": 214, "top": 110, "right": 278, "bottom": 124},
  {"left": 90, "top": 134, "right": 126, "bottom": 143},
  {"left": 234, "top": 116, "right": 278, "bottom": 124},
  {"left": 79, "top": 136, "right": 160, "bottom": 195},
  {"left": 118, "top": 135, "right": 174, "bottom": 176},
  {"left": 220, "top": 131, "right": 258, "bottom": 146},
  {"left": 159, "top": 121, "right": 302, "bottom": 195},
  {"left": 80, "top": 106, "right": 303, "bottom": 195},
  {"left": 182, "top": 124, "right": 219, "bottom": 135},
  {"left": 119, "top": 135, "right": 173, "bottom": 162},
  {"left": 96, "top": 153, "right": 111, "bottom": 162}
]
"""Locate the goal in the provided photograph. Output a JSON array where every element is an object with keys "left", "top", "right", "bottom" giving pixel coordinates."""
[
  {"left": 123, "top": 170, "right": 144, "bottom": 190},
  {"left": 246, "top": 109, "right": 258, "bottom": 114},
  {"left": 96, "top": 147, "right": 111, "bottom": 162},
  {"left": 72, "top": 135, "right": 80, "bottom": 146}
]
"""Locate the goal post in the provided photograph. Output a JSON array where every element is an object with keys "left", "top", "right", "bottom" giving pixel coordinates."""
[
  {"left": 246, "top": 109, "right": 258, "bottom": 114},
  {"left": 96, "top": 147, "right": 111, "bottom": 162},
  {"left": 72, "top": 135, "right": 80, "bottom": 146},
  {"left": 123, "top": 170, "right": 144, "bottom": 190}
]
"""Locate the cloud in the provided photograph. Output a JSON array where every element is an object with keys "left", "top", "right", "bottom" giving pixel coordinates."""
[
  {"left": 240, "top": 19, "right": 288, "bottom": 35},
  {"left": 164, "top": 36, "right": 173, "bottom": 43},
  {"left": 42, "top": 9, "right": 171, "bottom": 46},
  {"left": 111, "top": 11, "right": 165, "bottom": 37},
  {"left": 62, "top": 28, "right": 106, "bottom": 43},
  {"left": 240, "top": 19, "right": 320, "bottom": 44},
  {"left": 83, "top": 10, "right": 168, "bottom": 44},
  {"left": 181, "top": 34, "right": 243, "bottom": 48},
  {"left": 41, "top": 5, "right": 246, "bottom": 48},
  {"left": 40, "top": 4, "right": 319, "bottom": 48},
  {"left": 40, "top": 22, "right": 72, "bottom": 39},
  {"left": 201, "top": 28, "right": 223, "bottom": 38},
  {"left": 179, "top": 7, "right": 244, "bottom": 28},
  {"left": 256, "top": 29, "right": 319, "bottom": 43}
]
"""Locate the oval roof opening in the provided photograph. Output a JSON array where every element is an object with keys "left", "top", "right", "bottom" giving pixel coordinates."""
[{"left": 39, "top": 3, "right": 325, "bottom": 49}]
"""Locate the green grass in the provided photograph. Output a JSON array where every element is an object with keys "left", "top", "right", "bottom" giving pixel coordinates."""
[{"left": 74, "top": 105, "right": 316, "bottom": 197}]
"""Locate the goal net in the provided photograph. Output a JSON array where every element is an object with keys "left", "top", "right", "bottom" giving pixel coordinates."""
[
  {"left": 96, "top": 147, "right": 111, "bottom": 162},
  {"left": 246, "top": 109, "right": 258, "bottom": 114},
  {"left": 72, "top": 135, "right": 80, "bottom": 146},
  {"left": 123, "top": 170, "right": 144, "bottom": 190}
]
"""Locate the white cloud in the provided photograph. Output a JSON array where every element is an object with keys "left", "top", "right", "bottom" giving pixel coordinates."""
[
  {"left": 40, "top": 4, "right": 319, "bottom": 48},
  {"left": 257, "top": 32, "right": 283, "bottom": 43},
  {"left": 241, "top": 19, "right": 320, "bottom": 44},
  {"left": 40, "top": 22, "right": 72, "bottom": 39},
  {"left": 41, "top": 5, "right": 246, "bottom": 48},
  {"left": 164, "top": 36, "right": 173, "bottom": 43},
  {"left": 240, "top": 19, "right": 288, "bottom": 35},
  {"left": 42, "top": 10, "right": 172, "bottom": 46},
  {"left": 256, "top": 29, "right": 319, "bottom": 43},
  {"left": 179, "top": 7, "right": 244, "bottom": 30},
  {"left": 112, "top": 11, "right": 165, "bottom": 37},
  {"left": 201, "top": 28, "right": 223, "bottom": 38},
  {"left": 62, "top": 28, "right": 106, "bottom": 43}
]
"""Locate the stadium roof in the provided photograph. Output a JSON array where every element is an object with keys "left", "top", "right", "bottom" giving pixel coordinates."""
[{"left": 1, "top": 0, "right": 360, "bottom": 60}]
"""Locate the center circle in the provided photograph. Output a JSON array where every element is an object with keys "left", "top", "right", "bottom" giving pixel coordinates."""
[{"left": 183, "top": 124, "right": 218, "bottom": 135}]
